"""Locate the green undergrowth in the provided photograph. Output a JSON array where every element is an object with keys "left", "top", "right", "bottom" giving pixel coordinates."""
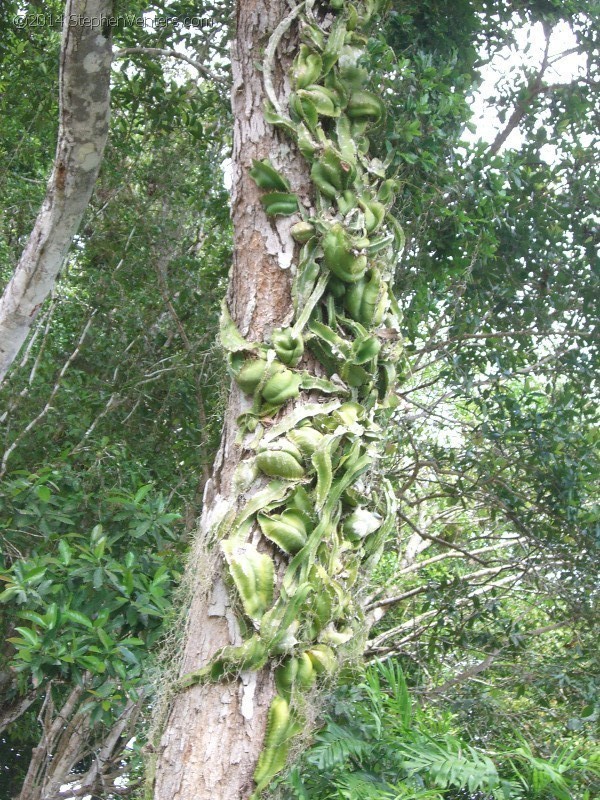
[{"left": 274, "top": 660, "right": 600, "bottom": 800}]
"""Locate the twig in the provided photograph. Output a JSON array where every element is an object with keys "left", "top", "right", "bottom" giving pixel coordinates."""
[
  {"left": 396, "top": 537, "right": 523, "bottom": 578},
  {"left": 153, "top": 254, "right": 212, "bottom": 484},
  {"left": 113, "top": 47, "right": 225, "bottom": 85},
  {"left": 367, "top": 573, "right": 521, "bottom": 653},
  {"left": 1, "top": 315, "right": 95, "bottom": 477},
  {"left": 396, "top": 508, "right": 489, "bottom": 566},
  {"left": 366, "top": 551, "right": 524, "bottom": 612},
  {"left": 488, "top": 32, "right": 551, "bottom": 156},
  {"left": 0, "top": 689, "right": 39, "bottom": 734}
]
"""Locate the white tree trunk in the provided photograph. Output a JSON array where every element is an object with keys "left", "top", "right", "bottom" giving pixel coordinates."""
[
  {"left": 152, "top": 2, "right": 311, "bottom": 798},
  {"left": 0, "top": 1, "right": 113, "bottom": 384}
]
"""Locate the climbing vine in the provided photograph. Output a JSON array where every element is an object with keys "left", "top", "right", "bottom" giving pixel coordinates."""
[{"left": 173, "top": 1, "right": 403, "bottom": 796}]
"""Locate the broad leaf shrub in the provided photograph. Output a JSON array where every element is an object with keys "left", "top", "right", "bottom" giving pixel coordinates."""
[{"left": 0, "top": 458, "right": 182, "bottom": 716}]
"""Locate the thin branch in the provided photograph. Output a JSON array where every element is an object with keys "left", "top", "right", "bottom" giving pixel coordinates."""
[
  {"left": 0, "top": 300, "right": 59, "bottom": 425},
  {"left": 396, "top": 537, "right": 524, "bottom": 578},
  {"left": 27, "top": 299, "right": 58, "bottom": 387},
  {"left": 20, "top": 301, "right": 57, "bottom": 372},
  {"left": 396, "top": 508, "right": 489, "bottom": 566},
  {"left": 367, "top": 573, "right": 522, "bottom": 653},
  {"left": 75, "top": 697, "right": 144, "bottom": 796},
  {"left": 70, "top": 334, "right": 138, "bottom": 454},
  {"left": 423, "top": 621, "right": 571, "bottom": 698},
  {"left": 488, "top": 32, "right": 552, "bottom": 156},
  {"left": 113, "top": 47, "right": 226, "bottom": 85},
  {"left": 0, "top": 689, "right": 39, "bottom": 734},
  {"left": 366, "top": 585, "right": 426, "bottom": 613},
  {"left": 425, "top": 650, "right": 502, "bottom": 697},
  {"left": 413, "top": 327, "right": 541, "bottom": 357},
  {"left": 70, "top": 393, "right": 122, "bottom": 455},
  {"left": 366, "top": 549, "right": 525, "bottom": 612},
  {"left": 548, "top": 45, "right": 587, "bottom": 65},
  {"left": 1, "top": 315, "right": 95, "bottom": 477},
  {"left": 367, "top": 561, "right": 531, "bottom": 636},
  {"left": 153, "top": 251, "right": 211, "bottom": 483}
]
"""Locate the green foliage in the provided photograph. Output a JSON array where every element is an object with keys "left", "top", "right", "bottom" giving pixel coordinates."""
[
  {"left": 0, "top": 461, "right": 181, "bottom": 700},
  {"left": 0, "top": 4, "right": 232, "bottom": 790},
  {"left": 281, "top": 661, "right": 599, "bottom": 800},
  {"left": 0, "top": 0, "right": 598, "bottom": 795}
]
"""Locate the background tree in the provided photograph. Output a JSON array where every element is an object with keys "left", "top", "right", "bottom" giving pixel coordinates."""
[
  {"left": 1, "top": 3, "right": 231, "bottom": 795},
  {"left": 0, "top": 0, "right": 113, "bottom": 381}
]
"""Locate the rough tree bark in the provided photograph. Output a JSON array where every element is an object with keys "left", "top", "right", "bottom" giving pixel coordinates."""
[
  {"left": 152, "top": 2, "right": 312, "bottom": 798},
  {"left": 0, "top": 0, "right": 113, "bottom": 384}
]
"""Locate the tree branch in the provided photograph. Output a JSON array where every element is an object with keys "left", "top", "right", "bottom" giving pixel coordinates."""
[
  {"left": 1, "top": 314, "right": 95, "bottom": 477},
  {"left": 422, "top": 621, "right": 571, "bottom": 698},
  {"left": 0, "top": 689, "right": 39, "bottom": 734},
  {"left": 396, "top": 508, "right": 489, "bottom": 566},
  {"left": 113, "top": 47, "right": 226, "bottom": 85},
  {"left": 366, "top": 573, "right": 522, "bottom": 654}
]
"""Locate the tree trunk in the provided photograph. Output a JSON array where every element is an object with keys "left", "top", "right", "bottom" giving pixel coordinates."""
[
  {"left": 0, "top": 1, "right": 113, "bottom": 384},
  {"left": 152, "top": 2, "right": 311, "bottom": 798}
]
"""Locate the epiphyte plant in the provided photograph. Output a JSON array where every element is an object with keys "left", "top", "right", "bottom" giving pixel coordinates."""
[{"left": 175, "top": 2, "right": 403, "bottom": 796}]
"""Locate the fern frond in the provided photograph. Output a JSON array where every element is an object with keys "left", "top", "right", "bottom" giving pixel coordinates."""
[
  {"left": 397, "top": 734, "right": 501, "bottom": 795},
  {"left": 307, "top": 720, "right": 370, "bottom": 771}
]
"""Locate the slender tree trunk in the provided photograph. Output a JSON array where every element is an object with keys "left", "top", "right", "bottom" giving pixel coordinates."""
[
  {"left": 152, "top": 2, "right": 311, "bottom": 798},
  {"left": 0, "top": 1, "right": 113, "bottom": 384}
]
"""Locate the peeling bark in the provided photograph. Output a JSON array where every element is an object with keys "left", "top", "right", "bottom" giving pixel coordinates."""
[
  {"left": 152, "top": 2, "right": 311, "bottom": 798},
  {"left": 0, "top": 1, "right": 113, "bottom": 383}
]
